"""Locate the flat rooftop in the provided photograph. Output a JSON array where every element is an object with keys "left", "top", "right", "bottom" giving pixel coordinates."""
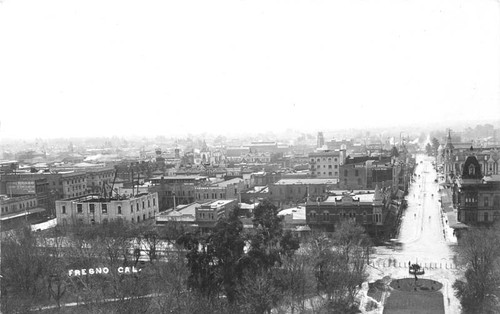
[
  {"left": 324, "top": 193, "right": 375, "bottom": 203},
  {"left": 278, "top": 206, "right": 306, "bottom": 220},
  {"left": 274, "top": 178, "right": 339, "bottom": 185},
  {"left": 151, "top": 175, "right": 208, "bottom": 180},
  {"left": 213, "top": 178, "right": 243, "bottom": 187},
  {"left": 62, "top": 192, "right": 154, "bottom": 203}
]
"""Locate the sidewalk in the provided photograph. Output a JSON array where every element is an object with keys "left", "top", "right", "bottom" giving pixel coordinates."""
[{"left": 438, "top": 187, "right": 458, "bottom": 243}]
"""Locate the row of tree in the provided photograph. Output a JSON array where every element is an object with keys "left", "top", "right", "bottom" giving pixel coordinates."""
[
  {"left": 425, "top": 137, "right": 440, "bottom": 157},
  {"left": 1, "top": 200, "right": 372, "bottom": 313}
]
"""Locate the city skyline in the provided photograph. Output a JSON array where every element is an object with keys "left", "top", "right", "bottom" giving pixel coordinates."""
[{"left": 1, "top": 0, "right": 499, "bottom": 140}]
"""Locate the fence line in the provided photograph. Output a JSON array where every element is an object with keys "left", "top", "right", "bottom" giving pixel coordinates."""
[{"left": 368, "top": 259, "right": 456, "bottom": 270}]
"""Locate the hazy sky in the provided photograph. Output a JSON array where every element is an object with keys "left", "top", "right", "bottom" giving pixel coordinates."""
[{"left": 1, "top": 0, "right": 499, "bottom": 139}]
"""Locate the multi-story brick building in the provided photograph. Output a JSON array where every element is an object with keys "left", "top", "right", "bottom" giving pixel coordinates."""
[
  {"left": 86, "top": 167, "right": 116, "bottom": 194},
  {"left": 149, "top": 175, "right": 208, "bottom": 210},
  {"left": 305, "top": 189, "right": 385, "bottom": 233},
  {"left": 340, "top": 163, "right": 367, "bottom": 189},
  {"left": 308, "top": 151, "right": 345, "bottom": 179},
  {"left": 268, "top": 178, "right": 338, "bottom": 207},
  {"left": 438, "top": 130, "right": 499, "bottom": 183},
  {"left": 457, "top": 155, "right": 500, "bottom": 226},
  {"left": 339, "top": 157, "right": 394, "bottom": 190},
  {"left": 55, "top": 192, "right": 159, "bottom": 225},
  {"left": 1, "top": 194, "right": 38, "bottom": 214},
  {"left": 195, "top": 199, "right": 238, "bottom": 232},
  {"left": 0, "top": 194, "right": 45, "bottom": 230},
  {"left": 251, "top": 171, "right": 282, "bottom": 187},
  {"left": 1, "top": 176, "right": 50, "bottom": 212},
  {"left": 59, "top": 172, "right": 88, "bottom": 199},
  {"left": 195, "top": 178, "right": 245, "bottom": 202}
]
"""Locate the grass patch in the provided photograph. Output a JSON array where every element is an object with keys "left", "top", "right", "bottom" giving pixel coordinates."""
[
  {"left": 390, "top": 278, "right": 443, "bottom": 292},
  {"left": 384, "top": 289, "right": 444, "bottom": 314}
]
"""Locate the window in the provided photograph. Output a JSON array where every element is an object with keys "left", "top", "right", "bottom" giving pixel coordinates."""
[
  {"left": 62, "top": 206, "right": 66, "bottom": 214},
  {"left": 136, "top": 203, "right": 139, "bottom": 212},
  {"left": 329, "top": 172, "right": 332, "bottom": 176},
  {"left": 358, "top": 178, "right": 362, "bottom": 185},
  {"left": 328, "top": 165, "right": 332, "bottom": 169},
  {"left": 118, "top": 206, "right": 122, "bottom": 215},
  {"left": 131, "top": 205, "right": 134, "bottom": 213},
  {"left": 334, "top": 165, "right": 338, "bottom": 169},
  {"left": 355, "top": 170, "right": 359, "bottom": 177},
  {"left": 494, "top": 196, "right": 500, "bottom": 207},
  {"left": 142, "top": 201, "right": 145, "bottom": 209},
  {"left": 102, "top": 204, "right": 107, "bottom": 214},
  {"left": 89, "top": 204, "right": 95, "bottom": 214},
  {"left": 484, "top": 197, "right": 489, "bottom": 207},
  {"left": 77, "top": 204, "right": 83, "bottom": 214},
  {"left": 148, "top": 200, "right": 150, "bottom": 207},
  {"left": 484, "top": 212, "right": 489, "bottom": 222},
  {"left": 494, "top": 211, "right": 500, "bottom": 221},
  {"left": 153, "top": 198, "right": 156, "bottom": 206},
  {"left": 137, "top": 216, "right": 140, "bottom": 222},
  {"left": 468, "top": 164, "right": 475, "bottom": 176}
]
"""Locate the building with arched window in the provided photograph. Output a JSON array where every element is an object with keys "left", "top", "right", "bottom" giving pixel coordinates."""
[
  {"left": 305, "top": 187, "right": 386, "bottom": 234},
  {"left": 457, "top": 155, "right": 500, "bottom": 226}
]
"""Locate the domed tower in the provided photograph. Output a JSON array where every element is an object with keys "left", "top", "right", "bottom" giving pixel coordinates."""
[{"left": 462, "top": 155, "right": 482, "bottom": 181}]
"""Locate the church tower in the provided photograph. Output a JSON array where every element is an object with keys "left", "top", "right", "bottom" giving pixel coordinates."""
[
  {"left": 444, "top": 129, "right": 455, "bottom": 182},
  {"left": 317, "top": 132, "right": 325, "bottom": 149}
]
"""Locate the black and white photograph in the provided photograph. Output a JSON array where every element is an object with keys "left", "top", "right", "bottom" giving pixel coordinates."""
[{"left": 1, "top": 0, "right": 499, "bottom": 313}]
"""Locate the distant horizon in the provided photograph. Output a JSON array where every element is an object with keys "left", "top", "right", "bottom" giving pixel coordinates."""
[
  {"left": 1, "top": 118, "right": 498, "bottom": 143},
  {"left": 1, "top": 0, "right": 499, "bottom": 140}
]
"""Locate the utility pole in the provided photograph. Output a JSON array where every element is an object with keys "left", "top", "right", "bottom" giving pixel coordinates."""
[{"left": 173, "top": 192, "right": 176, "bottom": 209}]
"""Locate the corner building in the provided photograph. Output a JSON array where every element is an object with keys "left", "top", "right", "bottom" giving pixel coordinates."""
[
  {"left": 56, "top": 192, "right": 159, "bottom": 225},
  {"left": 457, "top": 155, "right": 500, "bottom": 225}
]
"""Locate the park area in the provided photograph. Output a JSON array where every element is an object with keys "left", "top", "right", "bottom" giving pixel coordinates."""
[{"left": 384, "top": 278, "right": 444, "bottom": 314}]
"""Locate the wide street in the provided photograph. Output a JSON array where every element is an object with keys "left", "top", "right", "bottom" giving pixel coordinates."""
[{"left": 368, "top": 154, "right": 461, "bottom": 314}]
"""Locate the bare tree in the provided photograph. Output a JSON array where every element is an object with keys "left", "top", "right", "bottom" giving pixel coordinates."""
[
  {"left": 311, "top": 221, "right": 371, "bottom": 313},
  {"left": 273, "top": 252, "right": 315, "bottom": 313},
  {"left": 236, "top": 269, "right": 283, "bottom": 314},
  {"left": 453, "top": 224, "right": 500, "bottom": 313}
]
